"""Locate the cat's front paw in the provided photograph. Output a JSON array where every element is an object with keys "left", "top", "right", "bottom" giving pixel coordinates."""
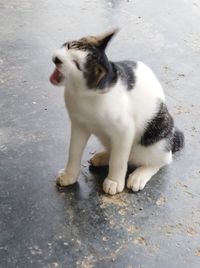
[
  {"left": 103, "top": 178, "right": 124, "bottom": 195},
  {"left": 56, "top": 169, "right": 77, "bottom": 186},
  {"left": 89, "top": 152, "right": 109, "bottom": 167}
]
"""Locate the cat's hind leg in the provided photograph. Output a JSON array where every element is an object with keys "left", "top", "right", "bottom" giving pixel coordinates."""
[
  {"left": 89, "top": 152, "right": 109, "bottom": 167},
  {"left": 127, "top": 165, "right": 161, "bottom": 192},
  {"left": 127, "top": 141, "right": 172, "bottom": 192}
]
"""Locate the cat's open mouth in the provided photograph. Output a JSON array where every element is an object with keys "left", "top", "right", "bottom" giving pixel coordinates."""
[{"left": 49, "top": 68, "right": 64, "bottom": 85}]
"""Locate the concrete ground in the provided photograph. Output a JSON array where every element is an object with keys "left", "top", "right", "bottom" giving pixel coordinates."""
[{"left": 0, "top": 0, "right": 200, "bottom": 267}]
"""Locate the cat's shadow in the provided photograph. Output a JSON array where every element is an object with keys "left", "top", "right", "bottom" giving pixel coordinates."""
[
  {"left": 56, "top": 164, "right": 168, "bottom": 199},
  {"left": 88, "top": 165, "right": 170, "bottom": 205},
  {"left": 88, "top": 164, "right": 136, "bottom": 183},
  {"left": 56, "top": 164, "right": 136, "bottom": 196}
]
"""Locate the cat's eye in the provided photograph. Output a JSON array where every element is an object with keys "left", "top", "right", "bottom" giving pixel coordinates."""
[{"left": 67, "top": 43, "right": 70, "bottom": 49}]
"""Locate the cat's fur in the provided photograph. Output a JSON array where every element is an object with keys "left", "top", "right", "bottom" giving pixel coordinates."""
[{"left": 49, "top": 30, "right": 184, "bottom": 195}]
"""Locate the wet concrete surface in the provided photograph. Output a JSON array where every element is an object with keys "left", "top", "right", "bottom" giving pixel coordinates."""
[{"left": 0, "top": 0, "right": 200, "bottom": 267}]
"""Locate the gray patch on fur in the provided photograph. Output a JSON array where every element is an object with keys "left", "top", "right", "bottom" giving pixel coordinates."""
[
  {"left": 141, "top": 101, "right": 184, "bottom": 153},
  {"left": 141, "top": 102, "right": 174, "bottom": 146},
  {"left": 114, "top": 61, "right": 137, "bottom": 90}
]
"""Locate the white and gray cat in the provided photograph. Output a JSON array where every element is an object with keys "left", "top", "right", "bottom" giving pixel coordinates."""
[{"left": 49, "top": 30, "right": 184, "bottom": 195}]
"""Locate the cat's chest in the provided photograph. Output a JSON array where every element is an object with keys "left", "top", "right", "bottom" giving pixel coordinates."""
[
  {"left": 66, "top": 93, "right": 107, "bottom": 124},
  {"left": 64, "top": 90, "right": 128, "bottom": 132}
]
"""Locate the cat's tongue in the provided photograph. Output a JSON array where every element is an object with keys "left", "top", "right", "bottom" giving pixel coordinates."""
[{"left": 49, "top": 68, "right": 63, "bottom": 85}]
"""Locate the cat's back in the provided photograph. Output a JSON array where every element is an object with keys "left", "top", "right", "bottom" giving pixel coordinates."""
[
  {"left": 135, "top": 61, "right": 164, "bottom": 98},
  {"left": 114, "top": 60, "right": 165, "bottom": 101}
]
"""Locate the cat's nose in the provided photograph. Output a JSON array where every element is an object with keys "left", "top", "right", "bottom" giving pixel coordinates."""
[{"left": 52, "top": 56, "right": 63, "bottom": 65}]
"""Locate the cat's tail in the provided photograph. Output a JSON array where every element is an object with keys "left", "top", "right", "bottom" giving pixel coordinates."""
[{"left": 172, "top": 128, "right": 184, "bottom": 153}]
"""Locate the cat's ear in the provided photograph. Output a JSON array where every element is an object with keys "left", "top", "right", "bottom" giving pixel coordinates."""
[
  {"left": 94, "top": 64, "right": 106, "bottom": 87},
  {"left": 87, "top": 63, "right": 106, "bottom": 89},
  {"left": 96, "top": 29, "right": 119, "bottom": 50}
]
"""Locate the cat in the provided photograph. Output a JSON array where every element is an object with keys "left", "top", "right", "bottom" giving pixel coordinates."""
[{"left": 49, "top": 29, "right": 184, "bottom": 195}]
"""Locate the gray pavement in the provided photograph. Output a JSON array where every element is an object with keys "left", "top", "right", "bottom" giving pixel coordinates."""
[{"left": 0, "top": 0, "right": 200, "bottom": 267}]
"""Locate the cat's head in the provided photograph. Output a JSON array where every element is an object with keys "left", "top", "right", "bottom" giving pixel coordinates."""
[{"left": 49, "top": 29, "right": 118, "bottom": 91}]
